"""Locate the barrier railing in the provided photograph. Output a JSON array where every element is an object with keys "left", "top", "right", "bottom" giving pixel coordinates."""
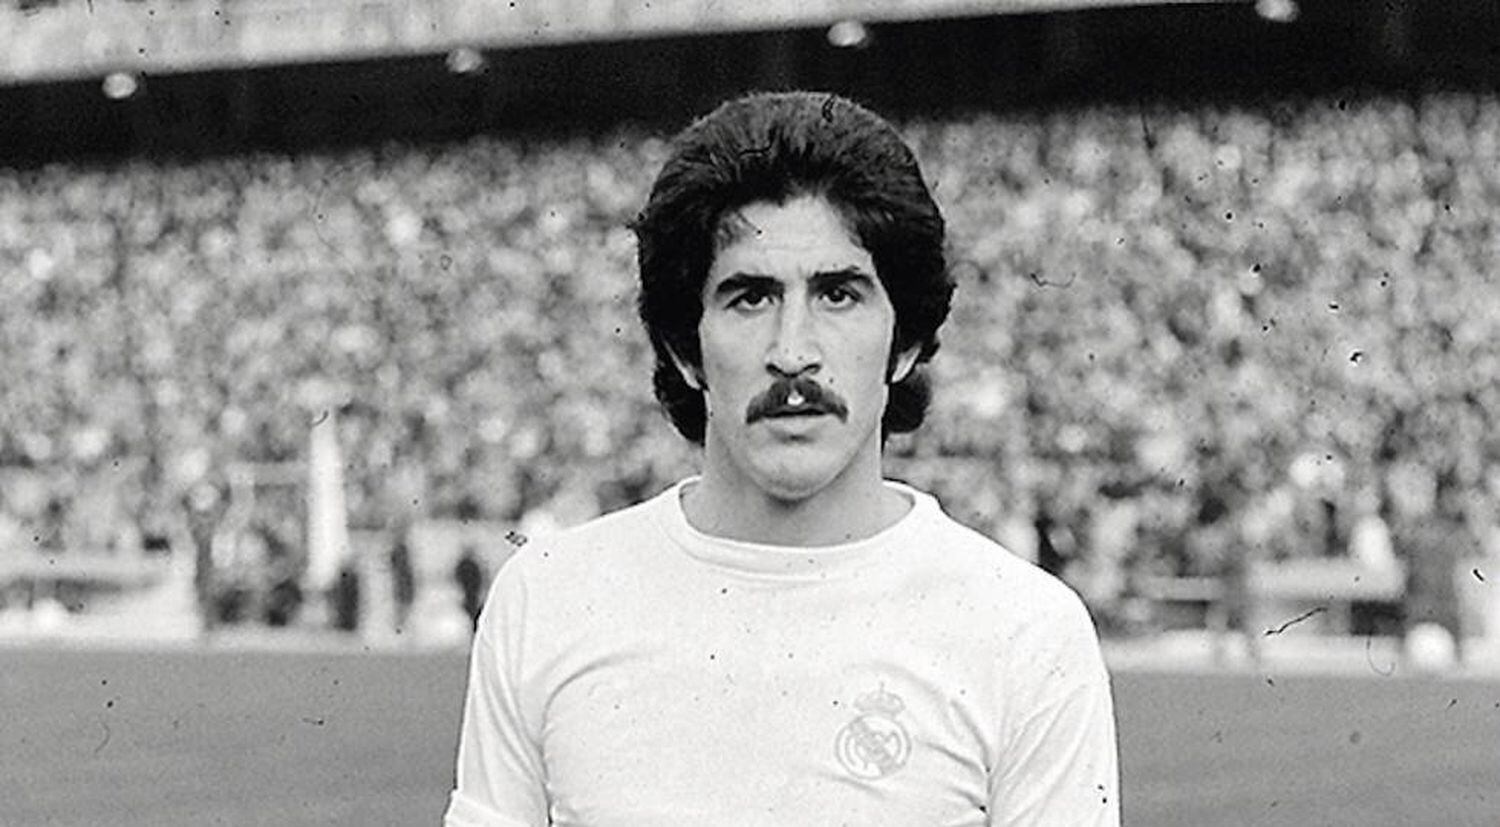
[{"left": 1, "top": 0, "right": 1242, "bottom": 84}]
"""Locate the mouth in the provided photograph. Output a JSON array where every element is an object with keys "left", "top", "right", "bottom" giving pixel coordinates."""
[
  {"left": 763, "top": 414, "right": 829, "bottom": 425},
  {"left": 759, "top": 408, "right": 831, "bottom": 437},
  {"left": 763, "top": 406, "right": 832, "bottom": 419}
]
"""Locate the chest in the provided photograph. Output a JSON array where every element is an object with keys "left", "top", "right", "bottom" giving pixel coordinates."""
[{"left": 533, "top": 588, "right": 1006, "bottom": 826}]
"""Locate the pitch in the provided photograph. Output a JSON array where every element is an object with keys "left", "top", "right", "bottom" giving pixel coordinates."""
[{"left": 1, "top": 646, "right": 1495, "bottom": 825}]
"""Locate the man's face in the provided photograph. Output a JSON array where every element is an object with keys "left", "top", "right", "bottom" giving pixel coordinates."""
[{"left": 678, "top": 194, "right": 918, "bottom": 502}]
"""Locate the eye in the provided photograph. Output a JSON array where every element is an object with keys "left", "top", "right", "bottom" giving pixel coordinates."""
[
  {"left": 820, "top": 285, "right": 861, "bottom": 307},
  {"left": 728, "top": 287, "right": 772, "bottom": 311}
]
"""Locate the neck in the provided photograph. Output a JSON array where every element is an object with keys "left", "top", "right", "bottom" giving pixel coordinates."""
[{"left": 684, "top": 439, "right": 911, "bottom": 546}]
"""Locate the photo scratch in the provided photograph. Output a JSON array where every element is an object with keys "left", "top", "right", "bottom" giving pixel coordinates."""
[{"left": 1264, "top": 607, "right": 1327, "bottom": 637}]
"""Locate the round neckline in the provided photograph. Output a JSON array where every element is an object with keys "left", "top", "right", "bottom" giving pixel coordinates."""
[{"left": 652, "top": 476, "right": 935, "bottom": 580}]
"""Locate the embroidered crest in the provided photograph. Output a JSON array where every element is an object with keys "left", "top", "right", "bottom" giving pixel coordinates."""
[{"left": 834, "top": 684, "right": 912, "bottom": 780}]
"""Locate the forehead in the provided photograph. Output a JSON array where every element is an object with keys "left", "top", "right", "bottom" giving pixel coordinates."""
[{"left": 709, "top": 196, "right": 871, "bottom": 279}]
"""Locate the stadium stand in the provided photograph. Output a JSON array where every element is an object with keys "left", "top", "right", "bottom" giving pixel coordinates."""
[
  {"left": 0, "top": 0, "right": 1330, "bottom": 85},
  {"left": 3, "top": 92, "right": 1497, "bottom": 636},
  {"left": 1, "top": 2, "right": 1496, "bottom": 645}
]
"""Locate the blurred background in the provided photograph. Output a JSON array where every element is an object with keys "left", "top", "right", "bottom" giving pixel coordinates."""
[
  {"left": 0, "top": 0, "right": 1494, "bottom": 660},
  {"left": 5, "top": 3, "right": 1500, "bottom": 825},
  {"left": 11, "top": 0, "right": 1500, "bottom": 663},
  {"left": 2, "top": 0, "right": 1498, "bottom": 663}
]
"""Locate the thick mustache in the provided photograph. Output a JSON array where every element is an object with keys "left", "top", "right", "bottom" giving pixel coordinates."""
[{"left": 746, "top": 376, "right": 849, "bottom": 423}]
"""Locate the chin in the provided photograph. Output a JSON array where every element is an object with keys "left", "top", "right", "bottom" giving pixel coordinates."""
[{"left": 744, "top": 449, "right": 849, "bottom": 503}]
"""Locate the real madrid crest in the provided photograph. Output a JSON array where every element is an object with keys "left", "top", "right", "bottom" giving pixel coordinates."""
[{"left": 834, "top": 684, "right": 912, "bottom": 780}]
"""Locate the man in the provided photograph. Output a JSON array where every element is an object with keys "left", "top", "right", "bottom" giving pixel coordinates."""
[{"left": 446, "top": 91, "right": 1119, "bottom": 826}]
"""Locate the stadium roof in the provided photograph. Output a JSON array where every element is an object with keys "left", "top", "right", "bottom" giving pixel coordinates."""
[{"left": 2, "top": 0, "right": 1254, "bottom": 85}]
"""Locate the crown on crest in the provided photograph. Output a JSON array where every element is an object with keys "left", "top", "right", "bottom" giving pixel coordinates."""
[{"left": 855, "top": 684, "right": 904, "bottom": 717}]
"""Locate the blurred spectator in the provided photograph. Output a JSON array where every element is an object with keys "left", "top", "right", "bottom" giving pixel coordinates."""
[
  {"left": 454, "top": 546, "right": 484, "bottom": 634},
  {"left": 1033, "top": 509, "right": 1065, "bottom": 577},
  {"left": 390, "top": 532, "right": 415, "bottom": 635},
  {"left": 1, "top": 94, "right": 1495, "bottom": 631},
  {"left": 1387, "top": 460, "right": 1468, "bottom": 645},
  {"left": 263, "top": 557, "right": 303, "bottom": 627},
  {"left": 331, "top": 560, "right": 361, "bottom": 633}
]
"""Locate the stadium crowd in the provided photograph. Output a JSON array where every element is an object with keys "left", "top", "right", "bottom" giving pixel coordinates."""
[{"left": 1, "top": 92, "right": 1496, "bottom": 632}]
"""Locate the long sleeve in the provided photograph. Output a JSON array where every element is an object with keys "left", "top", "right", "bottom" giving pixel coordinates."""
[
  {"left": 445, "top": 561, "right": 549, "bottom": 827},
  {"left": 988, "top": 594, "right": 1120, "bottom": 827}
]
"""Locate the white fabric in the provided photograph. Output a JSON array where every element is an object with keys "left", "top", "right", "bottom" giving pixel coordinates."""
[{"left": 446, "top": 479, "right": 1119, "bottom": 826}]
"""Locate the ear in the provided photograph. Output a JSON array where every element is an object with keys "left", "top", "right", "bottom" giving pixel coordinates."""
[
  {"left": 888, "top": 344, "right": 922, "bottom": 385},
  {"left": 667, "top": 343, "right": 706, "bottom": 391}
]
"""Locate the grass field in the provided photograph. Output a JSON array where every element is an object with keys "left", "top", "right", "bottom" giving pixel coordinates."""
[{"left": 2, "top": 645, "right": 1496, "bottom": 826}]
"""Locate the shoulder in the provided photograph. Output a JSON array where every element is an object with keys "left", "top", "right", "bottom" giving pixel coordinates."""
[
  {"left": 902, "top": 493, "right": 1074, "bottom": 595},
  {"left": 896, "top": 490, "right": 1097, "bottom": 637},
  {"left": 914, "top": 513, "right": 1108, "bottom": 698},
  {"left": 475, "top": 488, "right": 691, "bottom": 656},
  {"left": 493, "top": 489, "right": 671, "bottom": 590}
]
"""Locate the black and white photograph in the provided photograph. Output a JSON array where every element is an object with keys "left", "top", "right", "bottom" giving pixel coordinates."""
[{"left": 2, "top": 1, "right": 1498, "bottom": 825}]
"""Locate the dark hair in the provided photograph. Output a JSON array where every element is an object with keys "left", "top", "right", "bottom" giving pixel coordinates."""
[{"left": 632, "top": 91, "right": 954, "bottom": 445}]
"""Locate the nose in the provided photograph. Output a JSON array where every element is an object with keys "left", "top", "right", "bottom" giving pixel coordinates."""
[{"left": 765, "top": 300, "right": 821, "bottom": 377}]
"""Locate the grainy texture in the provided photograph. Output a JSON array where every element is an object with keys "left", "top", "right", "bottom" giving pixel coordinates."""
[{"left": 2, "top": 648, "right": 1496, "bottom": 826}]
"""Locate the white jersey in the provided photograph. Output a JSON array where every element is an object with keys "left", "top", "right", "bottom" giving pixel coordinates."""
[{"left": 446, "top": 479, "right": 1119, "bottom": 826}]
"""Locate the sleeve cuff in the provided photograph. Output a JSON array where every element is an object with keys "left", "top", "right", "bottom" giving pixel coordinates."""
[{"left": 443, "top": 791, "right": 540, "bottom": 827}]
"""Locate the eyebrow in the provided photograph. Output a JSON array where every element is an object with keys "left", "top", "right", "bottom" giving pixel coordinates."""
[{"left": 710, "top": 267, "right": 877, "bottom": 300}]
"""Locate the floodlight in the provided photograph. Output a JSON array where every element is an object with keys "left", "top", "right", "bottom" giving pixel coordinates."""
[
  {"left": 1255, "top": 0, "right": 1299, "bottom": 23},
  {"left": 102, "top": 72, "right": 140, "bottom": 100},
  {"left": 446, "top": 47, "right": 487, "bottom": 75},
  {"left": 827, "top": 20, "right": 871, "bottom": 49}
]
